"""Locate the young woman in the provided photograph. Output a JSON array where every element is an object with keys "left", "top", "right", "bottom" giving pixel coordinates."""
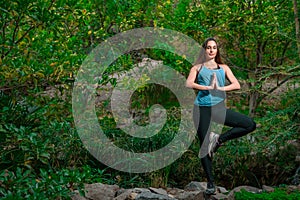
[{"left": 185, "top": 38, "right": 256, "bottom": 194}]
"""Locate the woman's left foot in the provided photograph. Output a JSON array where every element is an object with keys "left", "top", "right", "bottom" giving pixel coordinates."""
[{"left": 205, "top": 182, "right": 216, "bottom": 195}]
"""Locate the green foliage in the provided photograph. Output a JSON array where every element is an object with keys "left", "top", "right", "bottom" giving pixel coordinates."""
[
  {"left": 235, "top": 188, "right": 300, "bottom": 200},
  {"left": 0, "top": 166, "right": 107, "bottom": 199},
  {"left": 0, "top": 91, "right": 87, "bottom": 171},
  {"left": 0, "top": 0, "right": 299, "bottom": 198}
]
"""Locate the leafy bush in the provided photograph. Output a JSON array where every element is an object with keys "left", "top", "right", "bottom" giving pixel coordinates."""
[
  {"left": 0, "top": 166, "right": 107, "bottom": 199},
  {"left": 0, "top": 91, "right": 88, "bottom": 171},
  {"left": 0, "top": 0, "right": 299, "bottom": 197},
  {"left": 235, "top": 188, "right": 300, "bottom": 200}
]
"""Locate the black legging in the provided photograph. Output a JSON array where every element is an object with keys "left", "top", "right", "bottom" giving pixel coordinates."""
[{"left": 193, "top": 101, "right": 256, "bottom": 183}]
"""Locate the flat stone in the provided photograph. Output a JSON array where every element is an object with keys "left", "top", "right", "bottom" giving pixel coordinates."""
[
  {"left": 128, "top": 192, "right": 138, "bottom": 199},
  {"left": 211, "top": 193, "right": 228, "bottom": 200},
  {"left": 133, "top": 187, "right": 151, "bottom": 193},
  {"left": 175, "top": 191, "right": 201, "bottom": 200},
  {"left": 262, "top": 185, "right": 274, "bottom": 193},
  {"left": 135, "top": 191, "right": 175, "bottom": 200},
  {"left": 217, "top": 186, "right": 228, "bottom": 194},
  {"left": 193, "top": 191, "right": 205, "bottom": 200},
  {"left": 149, "top": 187, "right": 168, "bottom": 196},
  {"left": 114, "top": 189, "right": 135, "bottom": 200},
  {"left": 167, "top": 188, "right": 184, "bottom": 196},
  {"left": 84, "top": 183, "right": 119, "bottom": 200},
  {"left": 184, "top": 181, "right": 207, "bottom": 191}
]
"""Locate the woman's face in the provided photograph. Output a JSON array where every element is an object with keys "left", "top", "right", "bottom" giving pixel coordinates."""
[{"left": 205, "top": 40, "right": 218, "bottom": 60}]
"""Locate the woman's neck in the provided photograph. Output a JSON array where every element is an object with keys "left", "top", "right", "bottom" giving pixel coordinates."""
[{"left": 204, "top": 59, "right": 218, "bottom": 69}]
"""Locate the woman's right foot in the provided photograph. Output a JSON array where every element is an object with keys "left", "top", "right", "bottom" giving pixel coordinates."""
[
  {"left": 205, "top": 182, "right": 216, "bottom": 195},
  {"left": 208, "top": 132, "right": 221, "bottom": 158}
]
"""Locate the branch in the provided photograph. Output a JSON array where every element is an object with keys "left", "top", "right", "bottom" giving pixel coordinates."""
[
  {"left": 13, "top": 25, "right": 37, "bottom": 45},
  {"left": 3, "top": 24, "right": 37, "bottom": 58},
  {"left": 0, "top": 84, "right": 28, "bottom": 92},
  {"left": 12, "top": 14, "right": 21, "bottom": 46},
  {"left": 2, "top": 13, "right": 22, "bottom": 59},
  {"left": 261, "top": 75, "right": 300, "bottom": 100},
  {"left": 222, "top": 56, "right": 253, "bottom": 72},
  {"left": 270, "top": 40, "right": 291, "bottom": 67},
  {"left": 1, "top": 14, "right": 8, "bottom": 59},
  {"left": 48, "top": 0, "right": 55, "bottom": 10},
  {"left": 0, "top": 78, "right": 74, "bottom": 92},
  {"left": 2, "top": 0, "right": 55, "bottom": 59}
]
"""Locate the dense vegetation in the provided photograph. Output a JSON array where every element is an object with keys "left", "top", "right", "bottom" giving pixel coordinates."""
[
  {"left": 0, "top": 0, "right": 299, "bottom": 199},
  {"left": 235, "top": 187, "right": 300, "bottom": 200}
]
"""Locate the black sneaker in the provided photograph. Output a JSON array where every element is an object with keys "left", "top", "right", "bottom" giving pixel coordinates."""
[
  {"left": 206, "top": 182, "right": 216, "bottom": 195},
  {"left": 208, "top": 132, "right": 220, "bottom": 158}
]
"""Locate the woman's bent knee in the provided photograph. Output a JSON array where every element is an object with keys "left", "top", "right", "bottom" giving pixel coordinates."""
[{"left": 248, "top": 119, "right": 256, "bottom": 132}]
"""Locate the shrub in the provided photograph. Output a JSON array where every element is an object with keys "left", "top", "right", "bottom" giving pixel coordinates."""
[{"left": 235, "top": 188, "right": 300, "bottom": 200}]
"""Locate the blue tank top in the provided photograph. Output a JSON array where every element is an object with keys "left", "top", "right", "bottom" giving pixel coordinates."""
[{"left": 194, "top": 66, "right": 226, "bottom": 106}]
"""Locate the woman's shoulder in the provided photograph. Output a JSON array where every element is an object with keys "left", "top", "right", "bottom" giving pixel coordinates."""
[
  {"left": 192, "top": 63, "right": 203, "bottom": 71},
  {"left": 219, "top": 63, "right": 228, "bottom": 68},
  {"left": 219, "top": 64, "right": 230, "bottom": 71}
]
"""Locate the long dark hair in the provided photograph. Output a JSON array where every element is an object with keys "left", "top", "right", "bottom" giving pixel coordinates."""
[{"left": 195, "top": 37, "right": 223, "bottom": 65}]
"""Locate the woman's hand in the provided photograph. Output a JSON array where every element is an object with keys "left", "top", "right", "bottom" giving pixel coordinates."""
[
  {"left": 186, "top": 65, "right": 215, "bottom": 91},
  {"left": 208, "top": 72, "right": 217, "bottom": 90},
  {"left": 213, "top": 73, "right": 220, "bottom": 90}
]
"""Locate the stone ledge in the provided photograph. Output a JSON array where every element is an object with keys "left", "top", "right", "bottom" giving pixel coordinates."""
[{"left": 71, "top": 181, "right": 300, "bottom": 200}]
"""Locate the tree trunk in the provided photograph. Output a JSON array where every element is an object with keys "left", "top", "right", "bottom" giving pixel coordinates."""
[
  {"left": 247, "top": 69, "right": 263, "bottom": 117},
  {"left": 293, "top": 0, "right": 300, "bottom": 59},
  {"left": 249, "top": 91, "right": 260, "bottom": 118}
]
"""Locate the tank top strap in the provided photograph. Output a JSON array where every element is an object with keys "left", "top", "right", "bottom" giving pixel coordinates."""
[{"left": 197, "top": 65, "right": 203, "bottom": 72}]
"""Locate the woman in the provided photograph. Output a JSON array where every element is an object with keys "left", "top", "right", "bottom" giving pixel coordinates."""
[{"left": 185, "top": 38, "right": 256, "bottom": 194}]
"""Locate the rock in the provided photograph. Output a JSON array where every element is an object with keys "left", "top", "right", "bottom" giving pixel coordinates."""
[
  {"left": 193, "top": 191, "right": 205, "bottom": 200},
  {"left": 149, "top": 187, "right": 168, "bottom": 196},
  {"left": 135, "top": 191, "right": 175, "bottom": 200},
  {"left": 84, "top": 183, "right": 119, "bottom": 200},
  {"left": 175, "top": 191, "right": 202, "bottom": 200},
  {"left": 133, "top": 187, "right": 152, "bottom": 193},
  {"left": 115, "top": 188, "right": 128, "bottom": 197},
  {"left": 184, "top": 181, "right": 207, "bottom": 191},
  {"left": 166, "top": 188, "right": 184, "bottom": 196},
  {"left": 114, "top": 189, "right": 135, "bottom": 200},
  {"left": 262, "top": 185, "right": 274, "bottom": 193},
  {"left": 287, "top": 185, "right": 298, "bottom": 193},
  {"left": 71, "top": 182, "right": 296, "bottom": 200},
  {"left": 71, "top": 190, "right": 87, "bottom": 200},
  {"left": 211, "top": 193, "right": 228, "bottom": 200},
  {"left": 217, "top": 186, "right": 228, "bottom": 194},
  {"left": 227, "top": 185, "right": 262, "bottom": 200},
  {"left": 128, "top": 192, "right": 139, "bottom": 200}
]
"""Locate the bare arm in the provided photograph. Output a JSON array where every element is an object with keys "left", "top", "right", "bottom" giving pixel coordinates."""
[
  {"left": 216, "top": 64, "right": 240, "bottom": 91},
  {"left": 185, "top": 65, "right": 215, "bottom": 90}
]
